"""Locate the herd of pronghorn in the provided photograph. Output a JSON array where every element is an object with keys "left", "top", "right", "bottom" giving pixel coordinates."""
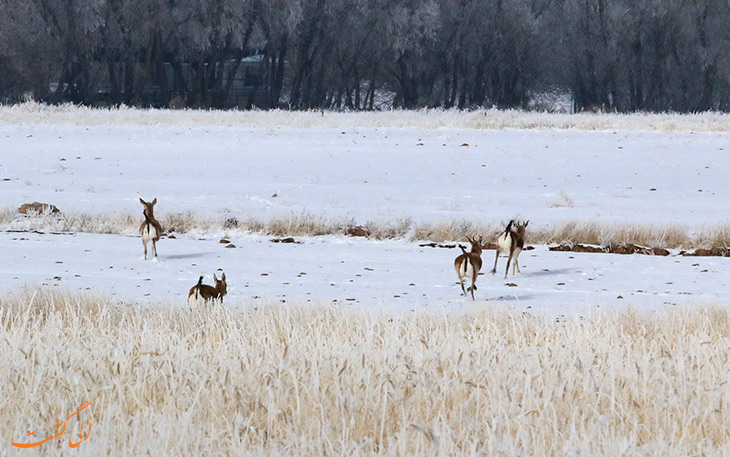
[
  {"left": 139, "top": 198, "right": 527, "bottom": 303},
  {"left": 139, "top": 197, "right": 227, "bottom": 306}
]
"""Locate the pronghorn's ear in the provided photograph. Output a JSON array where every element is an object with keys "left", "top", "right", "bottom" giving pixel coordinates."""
[
  {"left": 221, "top": 272, "right": 226, "bottom": 282},
  {"left": 152, "top": 198, "right": 157, "bottom": 205},
  {"left": 213, "top": 273, "right": 218, "bottom": 282},
  {"left": 139, "top": 198, "right": 145, "bottom": 205},
  {"left": 525, "top": 220, "right": 529, "bottom": 227}
]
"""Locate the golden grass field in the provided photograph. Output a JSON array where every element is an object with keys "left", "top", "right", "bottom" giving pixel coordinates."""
[{"left": 2, "top": 287, "right": 729, "bottom": 456}]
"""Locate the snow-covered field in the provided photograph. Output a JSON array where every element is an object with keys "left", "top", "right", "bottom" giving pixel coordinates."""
[
  {"left": 4, "top": 105, "right": 730, "bottom": 456},
  {"left": 2, "top": 104, "right": 730, "bottom": 315}
]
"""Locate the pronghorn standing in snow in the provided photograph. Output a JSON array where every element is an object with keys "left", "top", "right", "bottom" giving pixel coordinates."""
[
  {"left": 491, "top": 220, "right": 529, "bottom": 278},
  {"left": 188, "top": 273, "right": 227, "bottom": 304},
  {"left": 454, "top": 236, "right": 484, "bottom": 300},
  {"left": 139, "top": 198, "right": 162, "bottom": 260}
]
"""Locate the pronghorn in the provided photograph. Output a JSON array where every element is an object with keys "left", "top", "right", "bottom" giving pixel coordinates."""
[
  {"left": 187, "top": 273, "right": 227, "bottom": 304},
  {"left": 491, "top": 220, "right": 529, "bottom": 278},
  {"left": 139, "top": 198, "right": 162, "bottom": 260},
  {"left": 454, "top": 236, "right": 484, "bottom": 300}
]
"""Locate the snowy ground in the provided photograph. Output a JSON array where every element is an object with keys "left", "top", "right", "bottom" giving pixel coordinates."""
[
  {"left": 2, "top": 106, "right": 730, "bottom": 315},
  {"left": 3, "top": 123, "right": 729, "bottom": 226},
  {"left": 3, "top": 230, "right": 730, "bottom": 317}
]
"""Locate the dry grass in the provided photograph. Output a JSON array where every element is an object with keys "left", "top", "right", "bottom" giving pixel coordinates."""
[
  {"left": 5, "top": 209, "right": 730, "bottom": 250},
  {"left": 546, "top": 190, "right": 575, "bottom": 209},
  {"left": 1, "top": 287, "right": 729, "bottom": 456},
  {"left": 4, "top": 102, "right": 730, "bottom": 133},
  {"left": 532, "top": 220, "right": 693, "bottom": 249}
]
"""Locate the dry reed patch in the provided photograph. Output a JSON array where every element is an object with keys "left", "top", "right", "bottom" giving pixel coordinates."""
[
  {"left": 4, "top": 102, "right": 730, "bottom": 133},
  {"left": 532, "top": 220, "right": 692, "bottom": 249},
  {"left": 3, "top": 208, "right": 728, "bottom": 251},
  {"left": 2, "top": 288, "right": 730, "bottom": 456}
]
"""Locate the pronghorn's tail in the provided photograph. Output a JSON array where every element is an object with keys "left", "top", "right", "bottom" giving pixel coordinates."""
[
  {"left": 142, "top": 209, "right": 152, "bottom": 233},
  {"left": 504, "top": 220, "right": 514, "bottom": 236},
  {"left": 194, "top": 276, "right": 204, "bottom": 300},
  {"left": 459, "top": 244, "right": 469, "bottom": 275}
]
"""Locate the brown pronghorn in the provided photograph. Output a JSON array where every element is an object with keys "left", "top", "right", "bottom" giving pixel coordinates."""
[
  {"left": 139, "top": 198, "right": 162, "bottom": 260},
  {"left": 491, "top": 220, "right": 529, "bottom": 278},
  {"left": 454, "top": 236, "right": 484, "bottom": 300},
  {"left": 187, "top": 273, "right": 227, "bottom": 304}
]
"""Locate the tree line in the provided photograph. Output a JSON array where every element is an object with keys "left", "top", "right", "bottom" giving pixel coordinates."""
[{"left": 1, "top": 0, "right": 729, "bottom": 112}]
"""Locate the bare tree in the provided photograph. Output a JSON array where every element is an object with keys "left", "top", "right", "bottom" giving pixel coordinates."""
[{"left": 1, "top": 0, "right": 729, "bottom": 111}]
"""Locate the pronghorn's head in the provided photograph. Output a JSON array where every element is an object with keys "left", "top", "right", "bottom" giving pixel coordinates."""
[
  {"left": 139, "top": 198, "right": 157, "bottom": 217},
  {"left": 513, "top": 220, "right": 529, "bottom": 236},
  {"left": 214, "top": 272, "right": 227, "bottom": 297},
  {"left": 466, "top": 236, "right": 484, "bottom": 254}
]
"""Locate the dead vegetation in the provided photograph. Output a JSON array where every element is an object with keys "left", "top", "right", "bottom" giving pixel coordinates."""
[
  {"left": 5, "top": 103, "right": 730, "bottom": 133},
  {"left": 3, "top": 209, "right": 730, "bottom": 252},
  {"left": 1, "top": 287, "right": 729, "bottom": 455}
]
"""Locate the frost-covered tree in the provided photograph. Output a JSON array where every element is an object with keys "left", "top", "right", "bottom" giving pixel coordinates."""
[
  {"left": 379, "top": 0, "right": 440, "bottom": 108},
  {"left": 175, "top": 0, "right": 257, "bottom": 108},
  {"left": 0, "top": 0, "right": 106, "bottom": 103},
  {"left": 251, "top": 0, "right": 301, "bottom": 107},
  {"left": 0, "top": 0, "right": 728, "bottom": 111}
]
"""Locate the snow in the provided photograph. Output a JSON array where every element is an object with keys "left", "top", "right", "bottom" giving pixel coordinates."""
[
  {"left": 2, "top": 106, "right": 730, "bottom": 316},
  {"left": 2, "top": 231, "right": 728, "bottom": 317},
  {"left": 3, "top": 124, "right": 729, "bottom": 226}
]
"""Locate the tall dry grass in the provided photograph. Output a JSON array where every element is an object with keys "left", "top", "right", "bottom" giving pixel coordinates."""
[
  {"left": 5, "top": 209, "right": 730, "bottom": 250},
  {"left": 3, "top": 102, "right": 730, "bottom": 132},
  {"left": 2, "top": 287, "right": 729, "bottom": 456}
]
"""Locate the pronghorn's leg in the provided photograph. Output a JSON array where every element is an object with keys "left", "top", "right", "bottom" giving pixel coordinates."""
[
  {"left": 512, "top": 249, "right": 522, "bottom": 275},
  {"left": 459, "top": 276, "right": 467, "bottom": 296},
  {"left": 142, "top": 239, "right": 148, "bottom": 260},
  {"left": 459, "top": 257, "right": 469, "bottom": 296},
  {"left": 456, "top": 260, "right": 467, "bottom": 296},
  {"left": 491, "top": 250, "right": 499, "bottom": 274},
  {"left": 470, "top": 273, "right": 477, "bottom": 300},
  {"left": 152, "top": 239, "right": 158, "bottom": 258},
  {"left": 505, "top": 251, "right": 513, "bottom": 279}
]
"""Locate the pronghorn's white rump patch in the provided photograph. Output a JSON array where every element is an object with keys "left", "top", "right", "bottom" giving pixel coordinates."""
[
  {"left": 141, "top": 224, "right": 158, "bottom": 241},
  {"left": 497, "top": 232, "right": 512, "bottom": 254}
]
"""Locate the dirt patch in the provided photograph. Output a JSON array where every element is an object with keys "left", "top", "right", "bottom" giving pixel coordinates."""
[
  {"left": 418, "top": 242, "right": 457, "bottom": 249},
  {"left": 18, "top": 202, "right": 61, "bottom": 215},
  {"left": 549, "top": 243, "right": 670, "bottom": 256},
  {"left": 550, "top": 244, "right": 606, "bottom": 253},
  {"left": 680, "top": 247, "right": 730, "bottom": 257},
  {"left": 417, "top": 242, "right": 533, "bottom": 251},
  {"left": 271, "top": 237, "right": 303, "bottom": 244},
  {"left": 609, "top": 244, "right": 670, "bottom": 256},
  {"left": 345, "top": 226, "right": 370, "bottom": 237}
]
